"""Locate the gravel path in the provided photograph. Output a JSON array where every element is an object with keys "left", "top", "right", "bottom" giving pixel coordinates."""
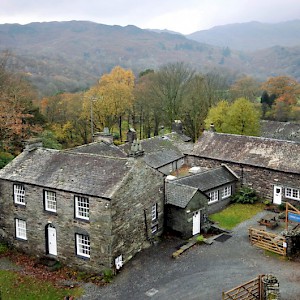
[{"left": 80, "top": 211, "right": 300, "bottom": 300}]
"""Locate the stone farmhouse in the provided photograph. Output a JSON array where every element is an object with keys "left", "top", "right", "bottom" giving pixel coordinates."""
[
  {"left": 186, "top": 130, "right": 300, "bottom": 206},
  {"left": 0, "top": 141, "right": 164, "bottom": 272}
]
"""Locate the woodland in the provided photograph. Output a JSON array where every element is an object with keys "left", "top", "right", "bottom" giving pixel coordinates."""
[{"left": 1, "top": 50, "right": 300, "bottom": 168}]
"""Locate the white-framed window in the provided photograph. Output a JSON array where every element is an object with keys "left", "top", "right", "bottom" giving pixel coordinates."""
[
  {"left": 151, "top": 203, "right": 157, "bottom": 221},
  {"left": 76, "top": 234, "right": 90, "bottom": 258},
  {"left": 222, "top": 186, "right": 232, "bottom": 199},
  {"left": 45, "top": 190, "right": 57, "bottom": 212},
  {"left": 115, "top": 255, "right": 123, "bottom": 270},
  {"left": 151, "top": 225, "right": 158, "bottom": 234},
  {"left": 285, "top": 187, "right": 300, "bottom": 200},
  {"left": 14, "top": 184, "right": 25, "bottom": 205},
  {"left": 75, "top": 196, "right": 89, "bottom": 220},
  {"left": 15, "top": 219, "right": 27, "bottom": 240},
  {"left": 208, "top": 190, "right": 218, "bottom": 203}
]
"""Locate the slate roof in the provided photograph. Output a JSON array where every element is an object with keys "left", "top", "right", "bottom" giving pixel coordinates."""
[
  {"left": 143, "top": 149, "right": 184, "bottom": 169},
  {"left": 172, "top": 166, "right": 238, "bottom": 192},
  {"left": 67, "top": 141, "right": 127, "bottom": 158},
  {"left": 0, "top": 148, "right": 132, "bottom": 198},
  {"left": 260, "top": 120, "right": 300, "bottom": 143},
  {"left": 165, "top": 182, "right": 199, "bottom": 208},
  {"left": 191, "top": 131, "right": 300, "bottom": 174},
  {"left": 120, "top": 135, "right": 184, "bottom": 169}
]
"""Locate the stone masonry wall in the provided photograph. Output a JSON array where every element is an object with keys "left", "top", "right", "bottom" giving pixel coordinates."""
[
  {"left": 111, "top": 159, "right": 164, "bottom": 266},
  {"left": 0, "top": 179, "right": 112, "bottom": 272},
  {"left": 186, "top": 156, "right": 300, "bottom": 202}
]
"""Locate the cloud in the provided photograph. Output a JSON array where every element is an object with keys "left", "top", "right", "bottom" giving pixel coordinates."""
[{"left": 0, "top": 0, "right": 299, "bottom": 33}]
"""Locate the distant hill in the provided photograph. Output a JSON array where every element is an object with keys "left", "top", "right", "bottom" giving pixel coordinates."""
[
  {"left": 0, "top": 20, "right": 300, "bottom": 96},
  {"left": 187, "top": 20, "right": 300, "bottom": 51}
]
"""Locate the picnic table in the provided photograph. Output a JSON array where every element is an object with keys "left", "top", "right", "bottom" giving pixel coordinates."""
[{"left": 258, "top": 214, "right": 279, "bottom": 229}]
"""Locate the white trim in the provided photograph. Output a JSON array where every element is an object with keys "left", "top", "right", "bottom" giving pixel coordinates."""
[
  {"left": 14, "top": 184, "right": 25, "bottom": 205},
  {"left": 75, "top": 196, "right": 90, "bottom": 220},
  {"left": 76, "top": 234, "right": 90, "bottom": 258},
  {"left": 222, "top": 186, "right": 232, "bottom": 199},
  {"left": 208, "top": 190, "right": 218, "bottom": 204},
  {"left": 285, "top": 187, "right": 300, "bottom": 201},
  {"left": 151, "top": 203, "right": 157, "bottom": 221},
  {"left": 16, "top": 219, "right": 27, "bottom": 240},
  {"left": 45, "top": 190, "right": 57, "bottom": 212}
]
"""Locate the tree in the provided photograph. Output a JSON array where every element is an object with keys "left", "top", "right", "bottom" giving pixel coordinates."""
[
  {"left": 205, "top": 98, "right": 260, "bottom": 136},
  {"left": 261, "top": 76, "right": 300, "bottom": 121},
  {"left": 180, "top": 75, "right": 210, "bottom": 141},
  {"left": 230, "top": 76, "right": 261, "bottom": 102},
  {"left": 204, "top": 100, "right": 230, "bottom": 132},
  {"left": 150, "top": 62, "right": 195, "bottom": 128},
  {"left": 86, "top": 66, "right": 135, "bottom": 141}
]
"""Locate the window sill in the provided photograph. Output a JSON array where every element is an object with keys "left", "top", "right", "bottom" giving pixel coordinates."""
[
  {"left": 14, "top": 203, "right": 26, "bottom": 208},
  {"left": 74, "top": 217, "right": 90, "bottom": 223},
  {"left": 44, "top": 210, "right": 58, "bottom": 216},
  {"left": 285, "top": 196, "right": 300, "bottom": 201},
  {"left": 208, "top": 200, "right": 218, "bottom": 205},
  {"left": 76, "top": 254, "right": 90, "bottom": 260},
  {"left": 15, "top": 237, "right": 28, "bottom": 242}
]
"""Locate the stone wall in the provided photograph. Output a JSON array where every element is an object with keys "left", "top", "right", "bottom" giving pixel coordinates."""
[
  {"left": 187, "top": 156, "right": 300, "bottom": 202},
  {"left": 111, "top": 159, "right": 164, "bottom": 265},
  {"left": 0, "top": 179, "right": 112, "bottom": 272}
]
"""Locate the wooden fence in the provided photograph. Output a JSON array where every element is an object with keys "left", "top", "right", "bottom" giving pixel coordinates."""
[
  {"left": 248, "top": 227, "right": 287, "bottom": 256},
  {"left": 222, "top": 275, "right": 263, "bottom": 300}
]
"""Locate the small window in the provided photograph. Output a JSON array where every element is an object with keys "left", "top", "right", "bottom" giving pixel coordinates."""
[
  {"left": 15, "top": 219, "right": 27, "bottom": 240},
  {"left": 115, "top": 255, "right": 123, "bottom": 270},
  {"left": 45, "top": 190, "right": 57, "bottom": 212},
  {"left": 208, "top": 190, "right": 218, "bottom": 203},
  {"left": 151, "top": 225, "right": 158, "bottom": 234},
  {"left": 76, "top": 234, "right": 90, "bottom": 258},
  {"left": 14, "top": 184, "right": 25, "bottom": 205},
  {"left": 151, "top": 203, "right": 157, "bottom": 221},
  {"left": 285, "top": 187, "right": 300, "bottom": 201},
  {"left": 75, "top": 196, "right": 89, "bottom": 220},
  {"left": 222, "top": 186, "right": 232, "bottom": 199}
]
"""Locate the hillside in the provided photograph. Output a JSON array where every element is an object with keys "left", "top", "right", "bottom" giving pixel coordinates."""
[
  {"left": 187, "top": 20, "right": 300, "bottom": 51},
  {"left": 0, "top": 21, "right": 300, "bottom": 96}
]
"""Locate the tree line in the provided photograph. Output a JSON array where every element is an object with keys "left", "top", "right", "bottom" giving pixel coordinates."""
[{"left": 1, "top": 56, "right": 300, "bottom": 165}]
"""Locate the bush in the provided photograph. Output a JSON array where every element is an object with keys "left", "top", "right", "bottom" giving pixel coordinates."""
[
  {"left": 231, "top": 186, "right": 259, "bottom": 204},
  {"left": 196, "top": 235, "right": 205, "bottom": 244},
  {"left": 0, "top": 243, "right": 9, "bottom": 255},
  {"left": 103, "top": 268, "right": 114, "bottom": 283},
  {"left": 0, "top": 152, "right": 14, "bottom": 169}
]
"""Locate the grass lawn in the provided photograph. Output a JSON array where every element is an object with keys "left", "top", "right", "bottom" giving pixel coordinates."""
[
  {"left": 209, "top": 203, "right": 265, "bottom": 230},
  {"left": 0, "top": 269, "right": 82, "bottom": 300}
]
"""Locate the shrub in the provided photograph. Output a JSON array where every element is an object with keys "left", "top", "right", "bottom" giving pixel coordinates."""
[
  {"left": 196, "top": 235, "right": 205, "bottom": 244},
  {"left": 231, "top": 186, "right": 259, "bottom": 204},
  {"left": 0, "top": 243, "right": 9, "bottom": 255},
  {"left": 0, "top": 152, "right": 14, "bottom": 169},
  {"left": 103, "top": 268, "right": 114, "bottom": 283}
]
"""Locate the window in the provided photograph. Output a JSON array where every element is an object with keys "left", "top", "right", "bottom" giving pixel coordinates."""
[
  {"left": 151, "top": 225, "right": 158, "bottom": 234},
  {"left": 15, "top": 219, "right": 27, "bottom": 240},
  {"left": 14, "top": 184, "right": 25, "bottom": 205},
  {"left": 208, "top": 190, "right": 218, "bottom": 203},
  {"left": 75, "top": 196, "right": 89, "bottom": 220},
  {"left": 222, "top": 186, "right": 232, "bottom": 199},
  {"left": 285, "top": 187, "right": 300, "bottom": 200},
  {"left": 76, "top": 234, "right": 90, "bottom": 258},
  {"left": 45, "top": 190, "right": 57, "bottom": 212},
  {"left": 151, "top": 203, "right": 157, "bottom": 221}
]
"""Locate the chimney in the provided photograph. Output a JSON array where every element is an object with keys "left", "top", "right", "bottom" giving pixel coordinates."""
[
  {"left": 23, "top": 138, "right": 43, "bottom": 152},
  {"left": 128, "top": 139, "right": 144, "bottom": 157},
  {"left": 209, "top": 123, "right": 216, "bottom": 132},
  {"left": 93, "top": 127, "right": 113, "bottom": 144},
  {"left": 127, "top": 128, "right": 137, "bottom": 144},
  {"left": 172, "top": 120, "right": 183, "bottom": 134}
]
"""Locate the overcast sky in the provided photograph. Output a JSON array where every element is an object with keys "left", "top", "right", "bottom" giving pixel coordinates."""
[{"left": 1, "top": 0, "right": 300, "bottom": 34}]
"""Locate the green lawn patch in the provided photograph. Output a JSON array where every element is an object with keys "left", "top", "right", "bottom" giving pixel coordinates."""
[
  {"left": 210, "top": 203, "right": 265, "bottom": 230},
  {"left": 0, "top": 269, "right": 82, "bottom": 300}
]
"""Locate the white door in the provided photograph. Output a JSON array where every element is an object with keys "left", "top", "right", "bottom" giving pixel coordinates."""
[
  {"left": 48, "top": 226, "right": 57, "bottom": 255},
  {"left": 273, "top": 186, "right": 282, "bottom": 205},
  {"left": 193, "top": 210, "right": 201, "bottom": 235}
]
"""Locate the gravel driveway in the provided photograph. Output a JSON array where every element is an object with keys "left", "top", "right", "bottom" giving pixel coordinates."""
[{"left": 81, "top": 211, "right": 300, "bottom": 299}]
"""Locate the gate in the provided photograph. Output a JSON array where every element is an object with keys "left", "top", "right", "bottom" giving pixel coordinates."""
[
  {"left": 248, "top": 227, "right": 287, "bottom": 256},
  {"left": 222, "top": 275, "right": 263, "bottom": 300}
]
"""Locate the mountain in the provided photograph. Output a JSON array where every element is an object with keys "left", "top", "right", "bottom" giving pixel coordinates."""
[
  {"left": 0, "top": 20, "right": 300, "bottom": 96},
  {"left": 187, "top": 20, "right": 300, "bottom": 51},
  {"left": 0, "top": 21, "right": 227, "bottom": 95}
]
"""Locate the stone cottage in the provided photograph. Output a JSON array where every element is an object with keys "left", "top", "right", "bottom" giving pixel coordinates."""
[
  {"left": 165, "top": 165, "right": 238, "bottom": 238},
  {"left": 0, "top": 142, "right": 164, "bottom": 272},
  {"left": 186, "top": 131, "right": 300, "bottom": 206}
]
